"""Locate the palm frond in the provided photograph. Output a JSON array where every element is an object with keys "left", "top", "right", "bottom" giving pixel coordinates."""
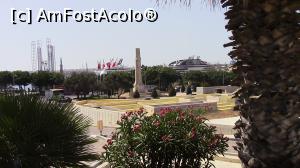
[
  {"left": 0, "top": 94, "right": 99, "bottom": 167},
  {"left": 155, "top": 0, "right": 221, "bottom": 8}
]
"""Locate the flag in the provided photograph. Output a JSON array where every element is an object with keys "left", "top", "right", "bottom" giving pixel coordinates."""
[
  {"left": 102, "top": 60, "right": 106, "bottom": 69},
  {"left": 97, "top": 62, "right": 101, "bottom": 70},
  {"left": 112, "top": 59, "right": 117, "bottom": 68},
  {"left": 117, "top": 58, "right": 123, "bottom": 65},
  {"left": 106, "top": 61, "right": 111, "bottom": 69}
]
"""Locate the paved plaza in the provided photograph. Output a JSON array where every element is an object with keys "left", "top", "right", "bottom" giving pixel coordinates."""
[{"left": 208, "top": 116, "right": 239, "bottom": 126}]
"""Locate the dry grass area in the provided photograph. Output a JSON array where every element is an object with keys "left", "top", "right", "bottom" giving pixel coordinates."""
[
  {"left": 79, "top": 97, "right": 181, "bottom": 110},
  {"left": 203, "top": 110, "right": 239, "bottom": 120},
  {"left": 77, "top": 94, "right": 236, "bottom": 113}
]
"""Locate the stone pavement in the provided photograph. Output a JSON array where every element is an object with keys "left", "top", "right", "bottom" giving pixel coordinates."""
[
  {"left": 213, "top": 160, "right": 241, "bottom": 168},
  {"left": 88, "top": 127, "right": 116, "bottom": 154},
  {"left": 207, "top": 116, "right": 239, "bottom": 126}
]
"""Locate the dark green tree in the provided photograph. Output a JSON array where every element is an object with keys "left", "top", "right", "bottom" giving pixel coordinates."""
[
  {"left": 0, "top": 71, "right": 13, "bottom": 90},
  {"left": 64, "top": 72, "right": 96, "bottom": 99},
  {"left": 31, "top": 71, "right": 52, "bottom": 94},
  {"left": 168, "top": 86, "right": 176, "bottom": 97},
  {"left": 182, "top": 70, "right": 236, "bottom": 87},
  {"left": 49, "top": 72, "right": 64, "bottom": 86},
  {"left": 0, "top": 95, "right": 99, "bottom": 167},
  {"left": 103, "top": 72, "right": 133, "bottom": 99},
  {"left": 186, "top": 85, "right": 192, "bottom": 95},
  {"left": 13, "top": 71, "right": 31, "bottom": 90},
  {"left": 151, "top": 89, "right": 159, "bottom": 98},
  {"left": 133, "top": 90, "right": 140, "bottom": 98},
  {"left": 142, "top": 66, "right": 179, "bottom": 91},
  {"left": 180, "top": 85, "right": 186, "bottom": 93},
  {"left": 64, "top": 72, "right": 81, "bottom": 99}
]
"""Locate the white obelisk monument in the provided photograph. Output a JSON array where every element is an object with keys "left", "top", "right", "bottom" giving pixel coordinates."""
[{"left": 133, "top": 48, "right": 145, "bottom": 93}]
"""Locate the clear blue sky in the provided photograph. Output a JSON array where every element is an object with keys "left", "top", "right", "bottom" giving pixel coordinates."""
[{"left": 0, "top": 0, "right": 231, "bottom": 71}]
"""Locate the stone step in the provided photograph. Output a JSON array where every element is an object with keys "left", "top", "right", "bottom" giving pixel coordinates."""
[
  {"left": 215, "top": 155, "right": 240, "bottom": 163},
  {"left": 217, "top": 106, "right": 235, "bottom": 111},
  {"left": 218, "top": 108, "right": 234, "bottom": 111},
  {"left": 217, "top": 103, "right": 235, "bottom": 106},
  {"left": 217, "top": 104, "right": 235, "bottom": 108}
]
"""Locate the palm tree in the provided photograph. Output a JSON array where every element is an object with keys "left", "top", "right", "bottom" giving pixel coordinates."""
[
  {"left": 0, "top": 95, "right": 99, "bottom": 167},
  {"left": 158, "top": 0, "right": 300, "bottom": 167}
]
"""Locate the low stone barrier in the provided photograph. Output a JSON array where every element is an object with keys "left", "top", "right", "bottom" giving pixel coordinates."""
[
  {"left": 96, "top": 162, "right": 110, "bottom": 168},
  {"left": 143, "top": 101, "right": 217, "bottom": 114},
  {"left": 208, "top": 124, "right": 236, "bottom": 135},
  {"left": 196, "top": 86, "right": 239, "bottom": 94},
  {"left": 76, "top": 105, "right": 124, "bottom": 128}
]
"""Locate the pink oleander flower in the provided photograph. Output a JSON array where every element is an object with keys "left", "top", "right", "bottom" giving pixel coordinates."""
[
  {"left": 127, "top": 150, "right": 134, "bottom": 157},
  {"left": 107, "top": 139, "right": 113, "bottom": 145},
  {"left": 210, "top": 125, "right": 217, "bottom": 130},
  {"left": 133, "top": 124, "right": 141, "bottom": 132},
  {"left": 103, "top": 144, "right": 108, "bottom": 150},
  {"left": 209, "top": 134, "right": 223, "bottom": 146},
  {"left": 153, "top": 120, "right": 160, "bottom": 127},
  {"left": 137, "top": 108, "right": 144, "bottom": 115},
  {"left": 121, "top": 114, "right": 128, "bottom": 121},
  {"left": 196, "top": 116, "right": 205, "bottom": 122},
  {"left": 178, "top": 111, "right": 185, "bottom": 120},
  {"left": 161, "top": 135, "right": 172, "bottom": 142},
  {"left": 159, "top": 108, "right": 172, "bottom": 117},
  {"left": 111, "top": 133, "right": 117, "bottom": 139},
  {"left": 126, "top": 111, "right": 133, "bottom": 117},
  {"left": 190, "top": 127, "right": 196, "bottom": 139}
]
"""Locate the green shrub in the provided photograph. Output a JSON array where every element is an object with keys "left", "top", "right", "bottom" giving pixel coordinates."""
[
  {"left": 180, "top": 85, "right": 185, "bottom": 92},
  {"left": 151, "top": 89, "right": 159, "bottom": 99},
  {"left": 186, "top": 85, "right": 192, "bottom": 95},
  {"left": 0, "top": 95, "right": 99, "bottom": 167},
  {"left": 100, "top": 108, "right": 228, "bottom": 168},
  {"left": 168, "top": 86, "right": 176, "bottom": 97},
  {"left": 133, "top": 90, "right": 140, "bottom": 98}
]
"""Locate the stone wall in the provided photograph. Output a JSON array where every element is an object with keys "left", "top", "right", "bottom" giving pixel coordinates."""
[
  {"left": 143, "top": 102, "right": 217, "bottom": 114},
  {"left": 196, "top": 86, "right": 239, "bottom": 94},
  {"left": 76, "top": 105, "right": 124, "bottom": 127}
]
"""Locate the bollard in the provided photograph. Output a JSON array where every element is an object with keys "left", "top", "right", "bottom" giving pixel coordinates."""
[{"left": 97, "top": 120, "right": 103, "bottom": 135}]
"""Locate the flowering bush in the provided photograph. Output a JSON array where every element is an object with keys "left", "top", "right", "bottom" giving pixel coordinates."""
[{"left": 100, "top": 108, "right": 228, "bottom": 168}]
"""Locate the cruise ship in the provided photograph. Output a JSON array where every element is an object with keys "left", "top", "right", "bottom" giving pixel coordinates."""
[{"left": 169, "top": 56, "right": 213, "bottom": 72}]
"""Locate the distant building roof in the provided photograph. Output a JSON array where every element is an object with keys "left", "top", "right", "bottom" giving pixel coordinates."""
[{"left": 169, "top": 57, "right": 212, "bottom": 71}]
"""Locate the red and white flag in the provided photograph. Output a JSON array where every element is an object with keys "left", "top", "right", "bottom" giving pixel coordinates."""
[
  {"left": 112, "top": 59, "right": 117, "bottom": 68},
  {"left": 97, "top": 61, "right": 101, "bottom": 70},
  {"left": 117, "top": 58, "right": 123, "bottom": 65},
  {"left": 106, "top": 61, "right": 111, "bottom": 69},
  {"left": 102, "top": 60, "right": 106, "bottom": 69}
]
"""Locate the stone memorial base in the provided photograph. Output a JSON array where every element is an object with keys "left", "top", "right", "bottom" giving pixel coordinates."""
[{"left": 143, "top": 101, "right": 217, "bottom": 115}]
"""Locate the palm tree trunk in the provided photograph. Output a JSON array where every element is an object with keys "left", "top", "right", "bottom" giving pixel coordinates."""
[{"left": 222, "top": 0, "right": 300, "bottom": 167}]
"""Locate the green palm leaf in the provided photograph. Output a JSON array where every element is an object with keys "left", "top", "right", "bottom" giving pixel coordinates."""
[{"left": 0, "top": 95, "right": 99, "bottom": 168}]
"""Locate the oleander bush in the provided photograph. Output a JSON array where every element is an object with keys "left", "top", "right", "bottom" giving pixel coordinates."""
[{"left": 100, "top": 108, "right": 228, "bottom": 168}]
